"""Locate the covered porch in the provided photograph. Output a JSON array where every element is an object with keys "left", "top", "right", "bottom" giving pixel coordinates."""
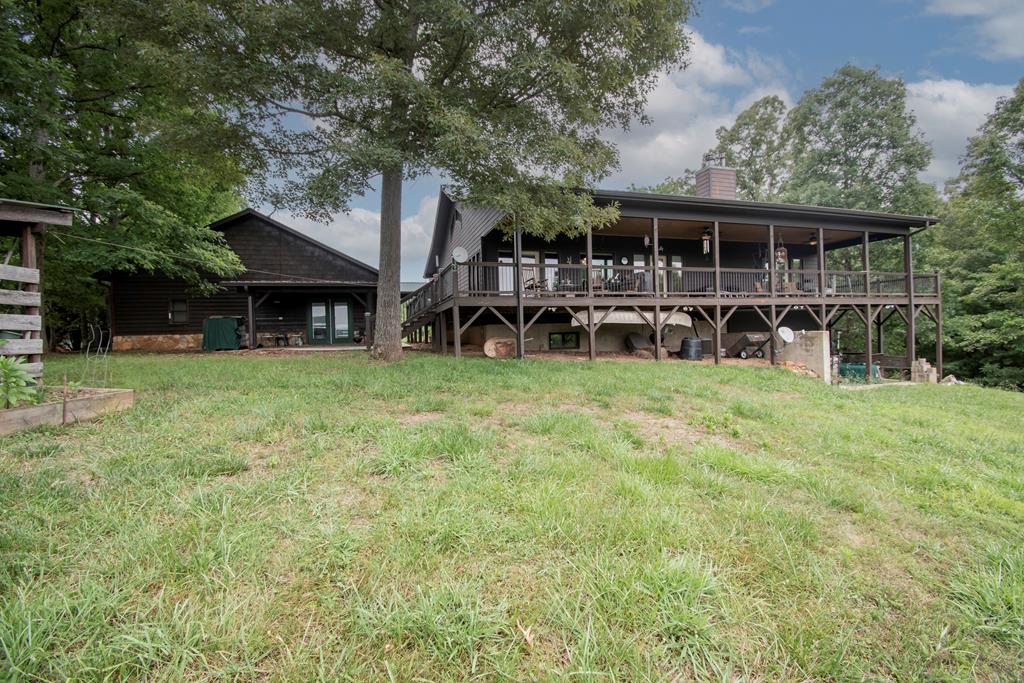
[{"left": 226, "top": 281, "right": 376, "bottom": 349}]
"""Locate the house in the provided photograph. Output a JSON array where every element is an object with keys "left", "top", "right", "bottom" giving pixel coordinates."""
[
  {"left": 109, "top": 209, "right": 379, "bottom": 351},
  {"left": 404, "top": 162, "right": 943, "bottom": 382}
]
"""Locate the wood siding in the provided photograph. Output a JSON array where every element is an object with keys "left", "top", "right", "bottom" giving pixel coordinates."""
[
  {"left": 219, "top": 213, "right": 377, "bottom": 283},
  {"left": 111, "top": 274, "right": 248, "bottom": 336},
  {"left": 110, "top": 211, "right": 377, "bottom": 337}
]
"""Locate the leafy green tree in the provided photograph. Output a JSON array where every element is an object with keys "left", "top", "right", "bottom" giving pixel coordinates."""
[
  {"left": 134, "top": 0, "right": 693, "bottom": 360},
  {"left": 712, "top": 95, "right": 790, "bottom": 201},
  {"left": 0, "top": 0, "right": 250, "bottom": 345},
  {"left": 783, "top": 65, "right": 936, "bottom": 216},
  {"left": 926, "top": 80, "right": 1024, "bottom": 388},
  {"left": 628, "top": 170, "right": 696, "bottom": 196}
]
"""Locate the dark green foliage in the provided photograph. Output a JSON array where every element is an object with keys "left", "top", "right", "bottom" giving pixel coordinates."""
[
  {"left": 0, "top": 0, "right": 251, "bottom": 345},
  {"left": 925, "top": 80, "right": 1024, "bottom": 389}
]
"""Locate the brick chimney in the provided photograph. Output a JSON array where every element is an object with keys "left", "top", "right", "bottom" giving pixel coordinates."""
[{"left": 694, "top": 152, "right": 737, "bottom": 200}]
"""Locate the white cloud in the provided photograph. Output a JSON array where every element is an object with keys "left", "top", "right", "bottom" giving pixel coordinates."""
[
  {"left": 604, "top": 30, "right": 791, "bottom": 187},
  {"left": 274, "top": 193, "right": 438, "bottom": 282},
  {"left": 925, "top": 0, "right": 1024, "bottom": 60},
  {"left": 906, "top": 79, "right": 1013, "bottom": 184},
  {"left": 724, "top": 0, "right": 775, "bottom": 13}
]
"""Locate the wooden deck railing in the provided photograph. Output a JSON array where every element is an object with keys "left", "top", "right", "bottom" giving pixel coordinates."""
[{"left": 401, "top": 262, "right": 941, "bottom": 319}]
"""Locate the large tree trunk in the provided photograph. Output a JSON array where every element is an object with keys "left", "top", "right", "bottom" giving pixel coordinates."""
[{"left": 371, "top": 165, "right": 404, "bottom": 361}]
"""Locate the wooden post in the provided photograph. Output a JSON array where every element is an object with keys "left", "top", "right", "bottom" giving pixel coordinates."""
[
  {"left": 20, "top": 225, "right": 41, "bottom": 369},
  {"left": 713, "top": 220, "right": 720, "bottom": 298},
  {"left": 587, "top": 305, "right": 596, "bottom": 360},
  {"left": 935, "top": 275, "right": 943, "bottom": 378},
  {"left": 714, "top": 305, "right": 721, "bottom": 365},
  {"left": 817, "top": 227, "right": 827, "bottom": 333},
  {"left": 877, "top": 317, "right": 884, "bottom": 355},
  {"left": 452, "top": 302, "right": 461, "bottom": 358},
  {"left": 862, "top": 231, "right": 870, "bottom": 296},
  {"left": 439, "top": 309, "right": 448, "bottom": 355},
  {"left": 247, "top": 290, "right": 257, "bottom": 349},
  {"left": 652, "top": 218, "right": 661, "bottom": 361},
  {"left": 769, "top": 304, "right": 777, "bottom": 366},
  {"left": 586, "top": 226, "right": 595, "bottom": 360},
  {"left": 514, "top": 229, "right": 525, "bottom": 359},
  {"left": 865, "top": 303, "right": 873, "bottom": 384},
  {"left": 904, "top": 234, "right": 916, "bottom": 366},
  {"left": 768, "top": 224, "right": 775, "bottom": 296}
]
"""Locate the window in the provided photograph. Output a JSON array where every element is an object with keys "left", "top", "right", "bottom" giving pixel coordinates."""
[
  {"left": 169, "top": 299, "right": 188, "bottom": 324},
  {"left": 549, "top": 331, "right": 580, "bottom": 350}
]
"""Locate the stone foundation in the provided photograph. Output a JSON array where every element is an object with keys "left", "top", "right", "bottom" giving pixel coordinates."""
[
  {"left": 777, "top": 330, "right": 831, "bottom": 383},
  {"left": 113, "top": 334, "right": 204, "bottom": 352}
]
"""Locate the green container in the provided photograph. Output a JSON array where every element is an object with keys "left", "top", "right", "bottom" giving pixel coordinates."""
[
  {"left": 839, "top": 362, "right": 880, "bottom": 381},
  {"left": 202, "top": 317, "right": 243, "bottom": 351}
]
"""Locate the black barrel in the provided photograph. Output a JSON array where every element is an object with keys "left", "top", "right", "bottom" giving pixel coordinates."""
[{"left": 681, "top": 337, "right": 703, "bottom": 361}]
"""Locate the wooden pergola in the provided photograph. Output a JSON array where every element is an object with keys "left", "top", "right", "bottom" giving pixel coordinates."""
[{"left": 0, "top": 199, "right": 76, "bottom": 379}]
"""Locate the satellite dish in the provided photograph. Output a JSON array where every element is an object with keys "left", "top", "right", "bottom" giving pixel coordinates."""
[
  {"left": 777, "top": 326, "right": 795, "bottom": 344},
  {"left": 451, "top": 247, "right": 469, "bottom": 263}
]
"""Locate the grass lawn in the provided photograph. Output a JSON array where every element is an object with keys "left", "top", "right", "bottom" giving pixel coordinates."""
[{"left": 2, "top": 352, "right": 1023, "bottom": 681}]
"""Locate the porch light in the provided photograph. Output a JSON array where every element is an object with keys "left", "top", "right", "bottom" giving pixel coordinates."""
[
  {"left": 808, "top": 232, "right": 818, "bottom": 247},
  {"left": 702, "top": 227, "right": 712, "bottom": 255}
]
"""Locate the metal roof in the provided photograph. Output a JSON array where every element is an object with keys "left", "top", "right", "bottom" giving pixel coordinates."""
[
  {"left": 591, "top": 190, "right": 938, "bottom": 227},
  {"left": 0, "top": 198, "right": 79, "bottom": 213}
]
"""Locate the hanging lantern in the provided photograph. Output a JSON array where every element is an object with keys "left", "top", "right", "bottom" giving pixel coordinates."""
[
  {"left": 702, "top": 227, "right": 712, "bottom": 255},
  {"left": 808, "top": 231, "right": 818, "bottom": 247},
  {"left": 775, "top": 244, "right": 788, "bottom": 270}
]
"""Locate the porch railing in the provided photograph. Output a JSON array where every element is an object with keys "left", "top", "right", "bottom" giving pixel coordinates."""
[{"left": 402, "top": 262, "right": 941, "bottom": 317}]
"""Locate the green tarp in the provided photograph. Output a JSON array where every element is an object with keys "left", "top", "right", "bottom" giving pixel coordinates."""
[{"left": 202, "top": 317, "right": 243, "bottom": 351}]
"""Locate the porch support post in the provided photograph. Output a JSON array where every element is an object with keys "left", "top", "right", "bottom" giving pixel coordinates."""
[
  {"left": 514, "top": 229, "right": 525, "bottom": 359},
  {"left": 713, "top": 220, "right": 720, "bottom": 298},
  {"left": 904, "top": 234, "right": 916, "bottom": 365},
  {"left": 714, "top": 304, "right": 721, "bottom": 365},
  {"left": 246, "top": 289, "right": 257, "bottom": 349},
  {"left": 768, "top": 224, "right": 775, "bottom": 296},
  {"left": 653, "top": 217, "right": 661, "bottom": 361},
  {"left": 817, "top": 227, "right": 827, "bottom": 338},
  {"left": 863, "top": 231, "right": 871, "bottom": 295},
  {"left": 440, "top": 309, "right": 448, "bottom": 355},
  {"left": 877, "top": 315, "right": 884, "bottom": 355},
  {"left": 586, "top": 225, "right": 595, "bottom": 360},
  {"left": 769, "top": 304, "right": 777, "bottom": 366},
  {"left": 865, "top": 303, "right": 873, "bottom": 383},
  {"left": 585, "top": 226, "right": 594, "bottom": 298},
  {"left": 936, "top": 277, "right": 943, "bottom": 378},
  {"left": 452, "top": 303, "right": 461, "bottom": 358}
]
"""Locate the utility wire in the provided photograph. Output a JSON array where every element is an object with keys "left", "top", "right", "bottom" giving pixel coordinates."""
[{"left": 49, "top": 230, "right": 354, "bottom": 284}]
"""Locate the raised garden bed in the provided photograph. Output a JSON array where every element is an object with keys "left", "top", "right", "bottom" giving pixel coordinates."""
[{"left": 0, "top": 387, "right": 134, "bottom": 436}]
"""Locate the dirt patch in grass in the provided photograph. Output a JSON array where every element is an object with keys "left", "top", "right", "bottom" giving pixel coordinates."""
[
  {"left": 399, "top": 412, "right": 444, "bottom": 425},
  {"left": 623, "top": 411, "right": 740, "bottom": 449}
]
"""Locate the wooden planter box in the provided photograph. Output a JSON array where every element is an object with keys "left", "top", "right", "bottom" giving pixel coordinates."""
[{"left": 0, "top": 388, "right": 135, "bottom": 436}]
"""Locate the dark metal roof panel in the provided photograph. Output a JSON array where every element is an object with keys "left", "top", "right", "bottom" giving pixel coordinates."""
[{"left": 591, "top": 189, "right": 938, "bottom": 227}]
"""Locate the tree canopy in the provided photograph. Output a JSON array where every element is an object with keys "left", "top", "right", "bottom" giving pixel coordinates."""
[
  {"left": 0, "top": 0, "right": 252, "bottom": 344},
  {"left": 133, "top": 0, "right": 694, "bottom": 359},
  {"left": 926, "top": 79, "right": 1024, "bottom": 389}
]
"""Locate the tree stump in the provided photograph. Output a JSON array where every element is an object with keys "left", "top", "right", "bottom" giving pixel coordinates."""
[{"left": 483, "top": 337, "right": 517, "bottom": 359}]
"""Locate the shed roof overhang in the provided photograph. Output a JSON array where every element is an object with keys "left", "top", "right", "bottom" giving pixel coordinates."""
[{"left": 0, "top": 198, "right": 77, "bottom": 236}]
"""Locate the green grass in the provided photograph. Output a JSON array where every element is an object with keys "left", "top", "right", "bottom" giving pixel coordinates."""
[{"left": 2, "top": 351, "right": 1023, "bottom": 680}]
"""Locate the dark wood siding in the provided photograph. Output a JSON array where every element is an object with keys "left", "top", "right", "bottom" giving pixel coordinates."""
[
  {"left": 110, "top": 211, "right": 377, "bottom": 337},
  {"left": 447, "top": 204, "right": 503, "bottom": 266},
  {"left": 219, "top": 214, "right": 378, "bottom": 283},
  {"left": 111, "top": 275, "right": 247, "bottom": 335}
]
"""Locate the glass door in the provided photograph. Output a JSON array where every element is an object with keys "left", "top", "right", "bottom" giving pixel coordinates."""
[
  {"left": 309, "top": 301, "right": 329, "bottom": 344},
  {"left": 332, "top": 300, "right": 351, "bottom": 343},
  {"left": 308, "top": 298, "right": 353, "bottom": 345}
]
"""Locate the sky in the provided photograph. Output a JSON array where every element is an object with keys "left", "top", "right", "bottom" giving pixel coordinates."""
[{"left": 274, "top": 0, "right": 1022, "bottom": 282}]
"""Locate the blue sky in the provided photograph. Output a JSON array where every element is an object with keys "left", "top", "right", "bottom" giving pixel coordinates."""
[{"left": 278, "top": 0, "right": 1022, "bottom": 281}]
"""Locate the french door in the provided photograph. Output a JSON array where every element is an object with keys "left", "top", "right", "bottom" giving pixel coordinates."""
[{"left": 308, "top": 298, "right": 352, "bottom": 345}]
